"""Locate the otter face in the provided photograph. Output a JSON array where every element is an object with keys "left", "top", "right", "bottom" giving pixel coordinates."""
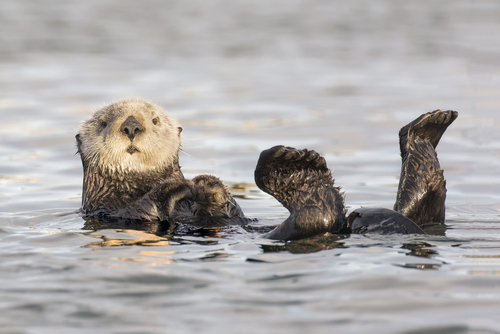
[{"left": 77, "top": 98, "right": 182, "bottom": 173}]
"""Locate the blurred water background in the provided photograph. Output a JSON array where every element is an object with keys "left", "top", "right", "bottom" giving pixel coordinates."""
[{"left": 1, "top": 1, "right": 500, "bottom": 333}]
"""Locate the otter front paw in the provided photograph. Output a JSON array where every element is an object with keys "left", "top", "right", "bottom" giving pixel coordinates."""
[
  {"left": 191, "top": 174, "right": 239, "bottom": 218},
  {"left": 153, "top": 179, "right": 196, "bottom": 215}
]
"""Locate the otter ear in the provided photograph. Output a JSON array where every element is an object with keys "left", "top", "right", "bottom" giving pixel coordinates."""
[
  {"left": 177, "top": 127, "right": 183, "bottom": 136},
  {"left": 75, "top": 134, "right": 82, "bottom": 153}
]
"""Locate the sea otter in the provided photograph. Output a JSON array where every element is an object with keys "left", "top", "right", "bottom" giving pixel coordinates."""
[
  {"left": 76, "top": 98, "right": 247, "bottom": 227},
  {"left": 76, "top": 98, "right": 457, "bottom": 240}
]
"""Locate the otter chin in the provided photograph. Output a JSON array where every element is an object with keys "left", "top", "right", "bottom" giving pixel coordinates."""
[
  {"left": 77, "top": 98, "right": 457, "bottom": 241},
  {"left": 127, "top": 145, "right": 139, "bottom": 154}
]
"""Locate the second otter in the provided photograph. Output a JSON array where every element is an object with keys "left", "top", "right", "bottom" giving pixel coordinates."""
[{"left": 76, "top": 98, "right": 457, "bottom": 239}]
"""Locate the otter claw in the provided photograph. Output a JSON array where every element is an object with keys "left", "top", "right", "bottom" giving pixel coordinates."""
[
  {"left": 305, "top": 151, "right": 319, "bottom": 162},
  {"left": 272, "top": 146, "right": 288, "bottom": 158}
]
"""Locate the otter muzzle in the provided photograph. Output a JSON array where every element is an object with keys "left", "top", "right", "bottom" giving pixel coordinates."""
[{"left": 120, "top": 116, "right": 144, "bottom": 141}]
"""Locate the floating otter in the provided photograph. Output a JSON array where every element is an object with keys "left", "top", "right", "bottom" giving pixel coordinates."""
[
  {"left": 76, "top": 98, "right": 457, "bottom": 240},
  {"left": 76, "top": 98, "right": 247, "bottom": 227}
]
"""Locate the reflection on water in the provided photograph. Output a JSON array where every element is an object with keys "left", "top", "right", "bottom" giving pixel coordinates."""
[
  {"left": 396, "top": 263, "right": 442, "bottom": 270},
  {"left": 398, "top": 242, "right": 443, "bottom": 270},
  {"left": 84, "top": 229, "right": 173, "bottom": 248},
  {"left": 261, "top": 233, "right": 348, "bottom": 254},
  {"left": 401, "top": 242, "right": 437, "bottom": 259},
  {"left": 83, "top": 217, "right": 232, "bottom": 248},
  {"left": 83, "top": 217, "right": 176, "bottom": 236},
  {"left": 422, "top": 223, "right": 448, "bottom": 236}
]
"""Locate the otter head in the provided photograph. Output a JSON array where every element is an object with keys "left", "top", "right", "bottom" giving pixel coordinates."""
[{"left": 76, "top": 98, "right": 182, "bottom": 175}]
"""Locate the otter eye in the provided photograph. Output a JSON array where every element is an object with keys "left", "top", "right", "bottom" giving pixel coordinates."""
[
  {"left": 101, "top": 121, "right": 107, "bottom": 128},
  {"left": 152, "top": 117, "right": 159, "bottom": 125}
]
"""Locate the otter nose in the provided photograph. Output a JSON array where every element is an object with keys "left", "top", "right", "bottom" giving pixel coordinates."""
[{"left": 120, "top": 116, "right": 144, "bottom": 141}]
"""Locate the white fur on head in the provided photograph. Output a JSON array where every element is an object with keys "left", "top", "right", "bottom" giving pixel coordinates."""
[{"left": 78, "top": 98, "right": 182, "bottom": 174}]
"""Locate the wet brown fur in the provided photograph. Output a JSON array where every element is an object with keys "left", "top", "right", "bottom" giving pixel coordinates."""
[
  {"left": 77, "top": 98, "right": 244, "bottom": 224},
  {"left": 394, "top": 110, "right": 458, "bottom": 226},
  {"left": 254, "top": 110, "right": 457, "bottom": 240},
  {"left": 255, "top": 146, "right": 346, "bottom": 240},
  {"left": 77, "top": 99, "right": 457, "bottom": 240}
]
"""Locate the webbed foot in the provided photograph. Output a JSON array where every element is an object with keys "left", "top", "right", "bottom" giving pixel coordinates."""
[
  {"left": 255, "top": 145, "right": 346, "bottom": 240},
  {"left": 399, "top": 109, "right": 458, "bottom": 161},
  {"left": 394, "top": 110, "right": 458, "bottom": 227}
]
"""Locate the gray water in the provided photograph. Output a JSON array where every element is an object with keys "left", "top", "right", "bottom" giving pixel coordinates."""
[{"left": 1, "top": 1, "right": 500, "bottom": 333}]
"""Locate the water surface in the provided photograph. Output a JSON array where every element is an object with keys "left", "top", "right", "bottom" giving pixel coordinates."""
[{"left": 1, "top": 1, "right": 500, "bottom": 333}]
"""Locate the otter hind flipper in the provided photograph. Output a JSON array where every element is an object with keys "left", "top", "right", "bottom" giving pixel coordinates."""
[
  {"left": 399, "top": 109, "right": 458, "bottom": 161},
  {"left": 395, "top": 110, "right": 458, "bottom": 227},
  {"left": 255, "top": 145, "right": 330, "bottom": 209},
  {"left": 255, "top": 146, "right": 346, "bottom": 240}
]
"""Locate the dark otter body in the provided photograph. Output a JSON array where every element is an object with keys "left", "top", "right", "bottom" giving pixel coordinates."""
[
  {"left": 346, "top": 208, "right": 425, "bottom": 235},
  {"left": 77, "top": 99, "right": 457, "bottom": 240},
  {"left": 255, "top": 109, "right": 457, "bottom": 240}
]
